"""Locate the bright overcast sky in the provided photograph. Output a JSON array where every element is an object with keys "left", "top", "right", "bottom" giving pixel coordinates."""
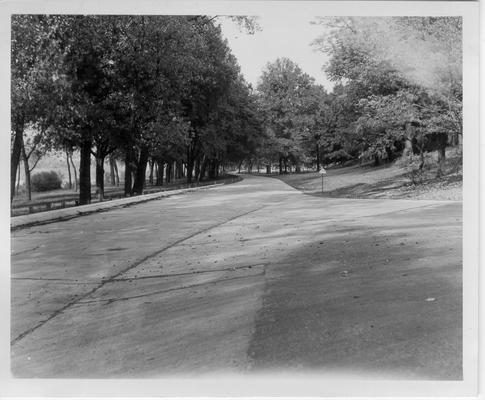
[{"left": 219, "top": 15, "right": 334, "bottom": 91}]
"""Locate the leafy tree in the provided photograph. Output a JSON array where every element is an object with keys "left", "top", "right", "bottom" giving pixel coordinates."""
[
  {"left": 257, "top": 58, "right": 323, "bottom": 173},
  {"left": 11, "top": 15, "right": 60, "bottom": 201},
  {"left": 312, "top": 17, "right": 462, "bottom": 174},
  {"left": 12, "top": 15, "right": 264, "bottom": 203}
]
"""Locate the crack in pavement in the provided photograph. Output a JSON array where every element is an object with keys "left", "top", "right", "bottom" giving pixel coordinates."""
[
  {"left": 12, "top": 277, "right": 96, "bottom": 283},
  {"left": 11, "top": 205, "right": 268, "bottom": 346},
  {"left": 11, "top": 246, "right": 41, "bottom": 257},
  {"left": 12, "top": 279, "right": 99, "bottom": 286},
  {"left": 72, "top": 272, "right": 267, "bottom": 306},
  {"left": 109, "top": 263, "right": 268, "bottom": 281}
]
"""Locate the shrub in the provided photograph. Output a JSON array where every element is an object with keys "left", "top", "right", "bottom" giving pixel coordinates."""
[
  {"left": 31, "top": 170, "right": 62, "bottom": 192},
  {"left": 325, "top": 149, "right": 353, "bottom": 164}
]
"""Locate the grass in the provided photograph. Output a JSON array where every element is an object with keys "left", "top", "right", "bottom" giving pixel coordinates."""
[{"left": 267, "top": 148, "right": 462, "bottom": 201}]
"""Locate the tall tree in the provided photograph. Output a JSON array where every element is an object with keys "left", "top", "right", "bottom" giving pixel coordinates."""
[
  {"left": 312, "top": 17, "right": 462, "bottom": 170},
  {"left": 257, "top": 58, "right": 323, "bottom": 173},
  {"left": 11, "top": 15, "right": 58, "bottom": 201}
]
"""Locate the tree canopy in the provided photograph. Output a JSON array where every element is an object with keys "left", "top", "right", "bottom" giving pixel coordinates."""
[
  {"left": 11, "top": 16, "right": 463, "bottom": 203},
  {"left": 11, "top": 15, "right": 263, "bottom": 203},
  {"left": 311, "top": 17, "right": 462, "bottom": 172}
]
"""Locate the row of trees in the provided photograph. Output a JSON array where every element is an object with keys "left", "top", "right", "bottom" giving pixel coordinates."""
[
  {"left": 11, "top": 16, "right": 462, "bottom": 204},
  {"left": 11, "top": 15, "right": 263, "bottom": 204},
  {"left": 249, "top": 17, "right": 462, "bottom": 176},
  {"left": 313, "top": 17, "right": 462, "bottom": 175}
]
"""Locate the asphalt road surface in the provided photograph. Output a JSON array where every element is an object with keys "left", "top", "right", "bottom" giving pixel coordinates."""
[{"left": 11, "top": 175, "right": 462, "bottom": 379}]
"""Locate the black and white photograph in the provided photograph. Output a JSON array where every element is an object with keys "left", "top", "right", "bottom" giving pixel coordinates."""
[{"left": 1, "top": 0, "right": 481, "bottom": 398}]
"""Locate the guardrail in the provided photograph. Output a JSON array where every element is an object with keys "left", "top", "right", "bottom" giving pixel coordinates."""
[{"left": 11, "top": 175, "right": 241, "bottom": 217}]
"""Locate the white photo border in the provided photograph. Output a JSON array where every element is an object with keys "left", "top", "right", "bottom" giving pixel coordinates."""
[{"left": 0, "top": 1, "right": 480, "bottom": 398}]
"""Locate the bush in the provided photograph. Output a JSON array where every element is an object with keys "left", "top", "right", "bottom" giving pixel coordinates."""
[
  {"left": 31, "top": 170, "right": 62, "bottom": 192},
  {"left": 325, "top": 149, "right": 353, "bottom": 164}
]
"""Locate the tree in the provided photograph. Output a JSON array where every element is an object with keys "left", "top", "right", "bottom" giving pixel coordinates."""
[
  {"left": 12, "top": 15, "right": 265, "bottom": 202},
  {"left": 20, "top": 126, "right": 49, "bottom": 200},
  {"left": 257, "top": 58, "right": 324, "bottom": 173},
  {"left": 11, "top": 15, "right": 60, "bottom": 201},
  {"left": 312, "top": 17, "right": 462, "bottom": 173}
]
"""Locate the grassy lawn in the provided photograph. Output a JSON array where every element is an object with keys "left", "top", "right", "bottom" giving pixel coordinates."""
[{"left": 266, "top": 148, "right": 462, "bottom": 201}]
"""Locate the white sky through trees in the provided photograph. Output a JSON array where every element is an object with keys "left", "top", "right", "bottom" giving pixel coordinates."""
[{"left": 220, "top": 14, "right": 334, "bottom": 91}]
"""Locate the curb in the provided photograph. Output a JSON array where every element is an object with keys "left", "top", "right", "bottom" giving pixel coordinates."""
[{"left": 11, "top": 181, "right": 231, "bottom": 231}]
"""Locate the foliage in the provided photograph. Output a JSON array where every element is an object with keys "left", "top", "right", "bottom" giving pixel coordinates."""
[
  {"left": 31, "top": 170, "right": 62, "bottom": 192},
  {"left": 312, "top": 17, "right": 462, "bottom": 170},
  {"left": 11, "top": 15, "right": 463, "bottom": 199},
  {"left": 11, "top": 15, "right": 263, "bottom": 200},
  {"left": 257, "top": 58, "right": 327, "bottom": 171},
  {"left": 325, "top": 149, "right": 353, "bottom": 164}
]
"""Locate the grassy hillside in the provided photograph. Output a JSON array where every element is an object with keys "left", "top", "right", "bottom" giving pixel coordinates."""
[{"left": 270, "top": 148, "right": 462, "bottom": 201}]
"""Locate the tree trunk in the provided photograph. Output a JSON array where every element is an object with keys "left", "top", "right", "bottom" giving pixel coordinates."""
[
  {"left": 132, "top": 146, "right": 149, "bottom": 195},
  {"left": 194, "top": 158, "right": 201, "bottom": 181},
  {"left": 69, "top": 153, "right": 78, "bottom": 191},
  {"left": 316, "top": 143, "right": 320, "bottom": 171},
  {"left": 171, "top": 161, "right": 176, "bottom": 181},
  {"left": 198, "top": 156, "right": 208, "bottom": 182},
  {"left": 66, "top": 150, "right": 72, "bottom": 189},
  {"left": 186, "top": 147, "right": 194, "bottom": 183},
  {"left": 374, "top": 154, "right": 380, "bottom": 167},
  {"left": 79, "top": 138, "right": 92, "bottom": 205},
  {"left": 109, "top": 155, "right": 116, "bottom": 186},
  {"left": 124, "top": 147, "right": 134, "bottom": 196},
  {"left": 113, "top": 158, "right": 119, "bottom": 186},
  {"left": 10, "top": 119, "right": 24, "bottom": 202},
  {"left": 166, "top": 162, "right": 172, "bottom": 184},
  {"left": 176, "top": 161, "right": 184, "bottom": 180},
  {"left": 404, "top": 138, "right": 413, "bottom": 156},
  {"left": 437, "top": 145, "right": 446, "bottom": 178},
  {"left": 148, "top": 158, "right": 154, "bottom": 185},
  {"left": 283, "top": 158, "right": 288, "bottom": 173},
  {"left": 21, "top": 139, "right": 31, "bottom": 201},
  {"left": 208, "top": 159, "right": 217, "bottom": 179},
  {"left": 266, "top": 164, "right": 271, "bottom": 174},
  {"left": 95, "top": 153, "right": 105, "bottom": 199},
  {"left": 185, "top": 160, "right": 192, "bottom": 183},
  {"left": 279, "top": 156, "right": 283, "bottom": 174},
  {"left": 16, "top": 163, "right": 21, "bottom": 195},
  {"left": 156, "top": 161, "right": 164, "bottom": 186}
]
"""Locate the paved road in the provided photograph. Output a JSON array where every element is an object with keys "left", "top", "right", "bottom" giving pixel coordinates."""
[{"left": 11, "top": 175, "right": 462, "bottom": 379}]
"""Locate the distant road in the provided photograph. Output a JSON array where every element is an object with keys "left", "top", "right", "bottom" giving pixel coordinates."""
[{"left": 11, "top": 175, "right": 462, "bottom": 379}]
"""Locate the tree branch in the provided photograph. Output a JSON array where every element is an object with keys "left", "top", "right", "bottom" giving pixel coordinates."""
[{"left": 29, "top": 155, "right": 42, "bottom": 172}]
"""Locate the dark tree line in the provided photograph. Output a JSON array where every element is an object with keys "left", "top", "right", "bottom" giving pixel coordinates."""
[
  {"left": 11, "top": 16, "right": 462, "bottom": 203},
  {"left": 11, "top": 15, "right": 263, "bottom": 204}
]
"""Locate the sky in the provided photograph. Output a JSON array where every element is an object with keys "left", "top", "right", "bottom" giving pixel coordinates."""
[{"left": 219, "top": 15, "right": 334, "bottom": 91}]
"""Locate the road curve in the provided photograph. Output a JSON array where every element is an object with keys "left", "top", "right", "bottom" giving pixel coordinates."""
[{"left": 11, "top": 175, "right": 462, "bottom": 379}]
